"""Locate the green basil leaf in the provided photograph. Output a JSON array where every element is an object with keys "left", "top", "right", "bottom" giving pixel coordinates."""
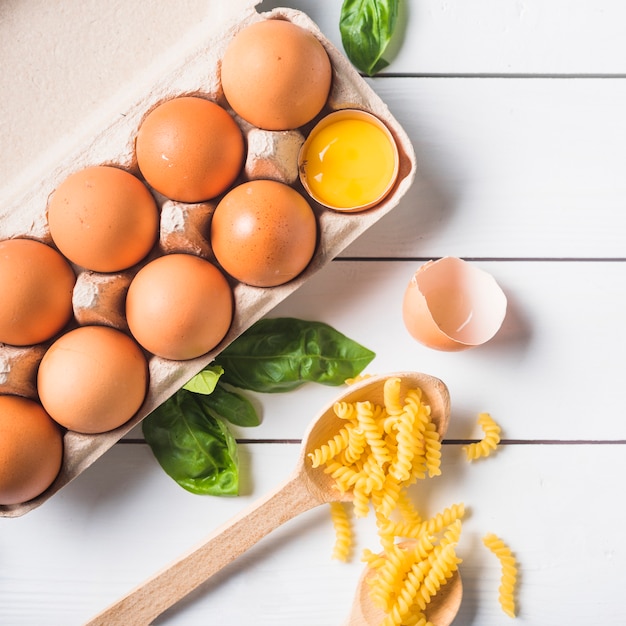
[
  {"left": 142, "top": 390, "right": 238, "bottom": 496},
  {"left": 183, "top": 364, "right": 224, "bottom": 394},
  {"left": 213, "top": 317, "right": 376, "bottom": 393},
  {"left": 340, "top": 0, "right": 399, "bottom": 76},
  {"left": 196, "top": 383, "right": 260, "bottom": 428}
]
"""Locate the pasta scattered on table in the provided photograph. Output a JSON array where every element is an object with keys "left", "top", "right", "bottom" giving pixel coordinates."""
[
  {"left": 462, "top": 412, "right": 501, "bottom": 461},
  {"left": 329, "top": 501, "right": 352, "bottom": 561},
  {"left": 483, "top": 532, "right": 518, "bottom": 618},
  {"left": 309, "top": 376, "right": 520, "bottom": 622},
  {"left": 308, "top": 376, "right": 461, "bottom": 625}
]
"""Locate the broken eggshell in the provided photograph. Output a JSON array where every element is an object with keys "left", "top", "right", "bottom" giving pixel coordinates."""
[{"left": 402, "top": 257, "right": 507, "bottom": 351}]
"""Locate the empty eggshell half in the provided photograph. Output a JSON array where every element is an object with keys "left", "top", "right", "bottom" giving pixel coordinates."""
[{"left": 402, "top": 257, "right": 507, "bottom": 351}]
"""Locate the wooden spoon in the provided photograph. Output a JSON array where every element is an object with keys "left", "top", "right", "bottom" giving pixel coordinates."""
[
  {"left": 343, "top": 544, "right": 463, "bottom": 625},
  {"left": 84, "top": 371, "right": 451, "bottom": 626}
]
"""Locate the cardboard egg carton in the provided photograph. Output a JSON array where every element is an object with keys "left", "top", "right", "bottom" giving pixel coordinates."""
[{"left": 0, "top": 5, "right": 416, "bottom": 517}]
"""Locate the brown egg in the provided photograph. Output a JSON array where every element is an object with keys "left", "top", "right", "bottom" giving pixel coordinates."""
[
  {"left": 221, "top": 19, "right": 332, "bottom": 130},
  {"left": 125, "top": 254, "right": 233, "bottom": 361},
  {"left": 47, "top": 165, "right": 159, "bottom": 273},
  {"left": 210, "top": 179, "right": 318, "bottom": 287},
  {"left": 135, "top": 96, "right": 245, "bottom": 202},
  {"left": 0, "top": 238, "right": 75, "bottom": 346},
  {"left": 37, "top": 325, "right": 149, "bottom": 434},
  {"left": 0, "top": 395, "right": 63, "bottom": 505}
]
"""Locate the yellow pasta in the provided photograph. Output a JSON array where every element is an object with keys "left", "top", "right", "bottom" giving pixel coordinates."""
[
  {"left": 389, "top": 400, "right": 419, "bottom": 482},
  {"left": 342, "top": 426, "right": 366, "bottom": 465},
  {"left": 307, "top": 426, "right": 350, "bottom": 468},
  {"left": 334, "top": 400, "right": 357, "bottom": 421},
  {"left": 395, "top": 491, "right": 422, "bottom": 525},
  {"left": 483, "top": 532, "right": 518, "bottom": 618},
  {"left": 383, "top": 376, "right": 405, "bottom": 416},
  {"left": 463, "top": 412, "right": 502, "bottom": 461},
  {"left": 377, "top": 528, "right": 462, "bottom": 625},
  {"left": 356, "top": 400, "right": 391, "bottom": 468},
  {"left": 381, "top": 503, "right": 465, "bottom": 541},
  {"left": 312, "top": 382, "right": 523, "bottom": 623},
  {"left": 310, "top": 377, "right": 521, "bottom": 622},
  {"left": 368, "top": 543, "right": 416, "bottom": 610},
  {"left": 414, "top": 543, "right": 462, "bottom": 611},
  {"left": 373, "top": 473, "right": 403, "bottom": 519},
  {"left": 307, "top": 376, "right": 464, "bottom": 624},
  {"left": 422, "top": 424, "right": 442, "bottom": 477},
  {"left": 344, "top": 373, "right": 373, "bottom": 386},
  {"left": 329, "top": 501, "right": 352, "bottom": 561},
  {"left": 352, "top": 475, "right": 373, "bottom": 517},
  {"left": 322, "top": 459, "right": 359, "bottom": 492}
]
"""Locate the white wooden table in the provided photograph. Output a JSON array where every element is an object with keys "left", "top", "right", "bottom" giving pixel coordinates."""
[{"left": 1, "top": 1, "right": 625, "bottom": 624}]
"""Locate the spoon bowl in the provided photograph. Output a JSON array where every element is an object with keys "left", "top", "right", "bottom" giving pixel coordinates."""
[
  {"left": 345, "top": 542, "right": 463, "bottom": 626},
  {"left": 85, "top": 371, "right": 452, "bottom": 626},
  {"left": 301, "top": 371, "right": 451, "bottom": 503}
]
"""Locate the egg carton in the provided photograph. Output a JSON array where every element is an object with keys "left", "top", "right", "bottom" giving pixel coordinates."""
[{"left": 0, "top": 5, "right": 416, "bottom": 517}]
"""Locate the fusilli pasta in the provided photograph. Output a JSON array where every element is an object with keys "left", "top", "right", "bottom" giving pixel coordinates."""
[
  {"left": 463, "top": 412, "right": 501, "bottom": 461},
  {"left": 307, "top": 376, "right": 462, "bottom": 624},
  {"left": 483, "top": 532, "right": 517, "bottom": 618},
  {"left": 329, "top": 501, "right": 352, "bottom": 562}
]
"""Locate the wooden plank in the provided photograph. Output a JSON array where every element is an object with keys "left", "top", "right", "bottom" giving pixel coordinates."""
[
  {"left": 3, "top": 9, "right": 626, "bottom": 263},
  {"left": 346, "top": 78, "right": 626, "bottom": 259},
  {"left": 259, "top": 0, "right": 626, "bottom": 75},
  {"left": 198, "top": 258, "right": 626, "bottom": 442},
  {"left": 4, "top": 41, "right": 626, "bottom": 259},
  {"left": 0, "top": 442, "right": 623, "bottom": 625}
]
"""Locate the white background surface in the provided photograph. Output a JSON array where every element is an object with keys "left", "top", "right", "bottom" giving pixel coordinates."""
[{"left": 1, "top": 1, "right": 626, "bottom": 624}]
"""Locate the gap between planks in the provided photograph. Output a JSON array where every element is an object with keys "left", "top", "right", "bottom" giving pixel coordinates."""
[{"left": 118, "top": 438, "right": 626, "bottom": 445}]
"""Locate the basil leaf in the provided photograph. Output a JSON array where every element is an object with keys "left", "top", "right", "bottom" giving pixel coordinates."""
[
  {"left": 183, "top": 364, "right": 224, "bottom": 394},
  {"left": 213, "top": 317, "right": 376, "bottom": 393},
  {"left": 197, "top": 383, "right": 260, "bottom": 428},
  {"left": 340, "top": 0, "right": 399, "bottom": 76},
  {"left": 142, "top": 390, "right": 239, "bottom": 496}
]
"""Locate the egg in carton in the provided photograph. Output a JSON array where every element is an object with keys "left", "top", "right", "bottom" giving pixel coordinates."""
[{"left": 0, "top": 4, "right": 416, "bottom": 517}]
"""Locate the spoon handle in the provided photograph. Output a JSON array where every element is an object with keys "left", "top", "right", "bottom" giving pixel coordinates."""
[{"left": 84, "top": 469, "right": 319, "bottom": 626}]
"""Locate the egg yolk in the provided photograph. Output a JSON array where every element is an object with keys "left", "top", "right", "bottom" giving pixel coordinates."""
[{"left": 301, "top": 116, "right": 397, "bottom": 210}]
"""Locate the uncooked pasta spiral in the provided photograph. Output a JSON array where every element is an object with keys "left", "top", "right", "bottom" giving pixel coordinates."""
[
  {"left": 389, "top": 402, "right": 419, "bottom": 482},
  {"left": 307, "top": 426, "right": 350, "bottom": 467},
  {"left": 395, "top": 491, "right": 422, "bottom": 525},
  {"left": 422, "top": 423, "right": 442, "bottom": 477},
  {"left": 306, "top": 377, "right": 468, "bottom": 624},
  {"left": 414, "top": 543, "right": 462, "bottom": 611},
  {"left": 322, "top": 459, "right": 358, "bottom": 492},
  {"left": 356, "top": 400, "right": 391, "bottom": 468},
  {"left": 329, "top": 501, "right": 352, "bottom": 561},
  {"left": 373, "top": 474, "right": 402, "bottom": 519},
  {"left": 383, "top": 376, "right": 405, "bottom": 415},
  {"left": 381, "top": 503, "right": 465, "bottom": 541},
  {"left": 359, "top": 453, "right": 385, "bottom": 492},
  {"left": 368, "top": 543, "right": 415, "bottom": 610},
  {"left": 463, "top": 412, "right": 501, "bottom": 461},
  {"left": 342, "top": 425, "right": 366, "bottom": 465},
  {"left": 333, "top": 400, "right": 356, "bottom": 421},
  {"left": 352, "top": 475, "right": 372, "bottom": 517},
  {"left": 483, "top": 532, "right": 517, "bottom": 618}
]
